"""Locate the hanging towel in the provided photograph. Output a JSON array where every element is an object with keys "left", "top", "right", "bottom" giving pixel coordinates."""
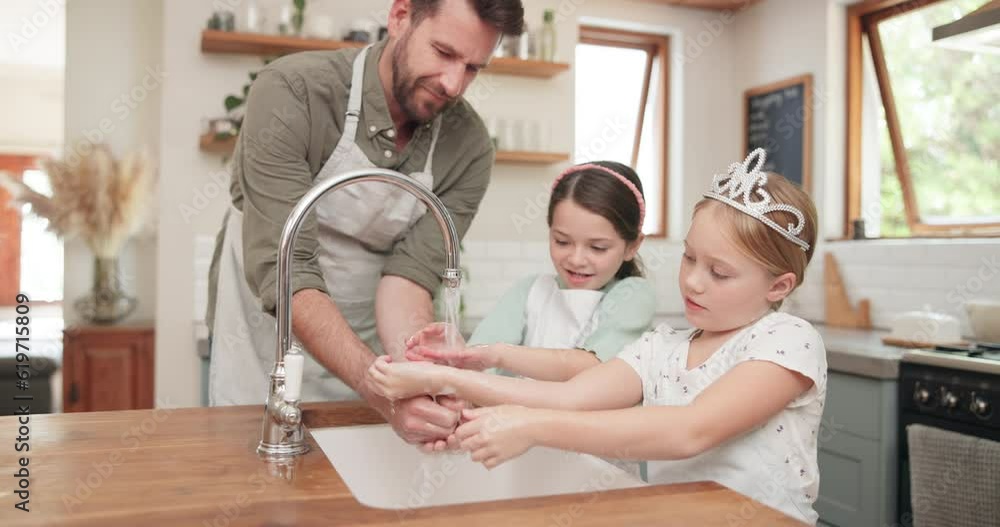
[{"left": 907, "top": 424, "right": 1000, "bottom": 527}]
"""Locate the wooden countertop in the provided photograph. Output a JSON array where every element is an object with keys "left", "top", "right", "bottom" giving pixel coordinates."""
[{"left": 1, "top": 402, "right": 808, "bottom": 526}]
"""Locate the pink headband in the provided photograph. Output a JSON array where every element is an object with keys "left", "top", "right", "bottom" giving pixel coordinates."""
[{"left": 552, "top": 164, "right": 646, "bottom": 229}]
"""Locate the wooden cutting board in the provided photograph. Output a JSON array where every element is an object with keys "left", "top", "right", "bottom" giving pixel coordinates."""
[{"left": 824, "top": 252, "right": 872, "bottom": 329}]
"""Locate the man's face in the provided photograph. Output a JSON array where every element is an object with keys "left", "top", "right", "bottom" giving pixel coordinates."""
[{"left": 390, "top": 0, "right": 500, "bottom": 122}]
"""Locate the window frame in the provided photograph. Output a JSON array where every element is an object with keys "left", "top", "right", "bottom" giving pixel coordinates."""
[
  {"left": 578, "top": 26, "right": 671, "bottom": 238},
  {"left": 846, "top": 0, "right": 1000, "bottom": 238},
  {"left": 1, "top": 155, "right": 38, "bottom": 306}
]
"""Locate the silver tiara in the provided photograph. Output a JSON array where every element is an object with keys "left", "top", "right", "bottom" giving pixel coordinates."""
[{"left": 703, "top": 148, "right": 810, "bottom": 251}]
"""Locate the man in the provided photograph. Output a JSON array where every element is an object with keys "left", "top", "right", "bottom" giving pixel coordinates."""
[{"left": 207, "top": 0, "right": 524, "bottom": 446}]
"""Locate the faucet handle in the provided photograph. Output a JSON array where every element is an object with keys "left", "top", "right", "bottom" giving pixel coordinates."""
[{"left": 284, "top": 353, "right": 304, "bottom": 402}]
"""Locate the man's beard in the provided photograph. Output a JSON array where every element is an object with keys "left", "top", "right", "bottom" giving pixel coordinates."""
[{"left": 391, "top": 31, "right": 456, "bottom": 123}]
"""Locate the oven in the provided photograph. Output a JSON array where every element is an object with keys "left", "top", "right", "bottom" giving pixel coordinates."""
[{"left": 897, "top": 348, "right": 1000, "bottom": 527}]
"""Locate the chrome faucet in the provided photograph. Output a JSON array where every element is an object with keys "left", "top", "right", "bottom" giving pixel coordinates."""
[{"left": 258, "top": 168, "right": 463, "bottom": 461}]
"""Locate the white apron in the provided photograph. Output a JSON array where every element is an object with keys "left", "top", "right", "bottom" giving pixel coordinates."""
[
  {"left": 522, "top": 275, "right": 605, "bottom": 350},
  {"left": 210, "top": 44, "right": 443, "bottom": 406},
  {"left": 521, "top": 274, "right": 642, "bottom": 478}
]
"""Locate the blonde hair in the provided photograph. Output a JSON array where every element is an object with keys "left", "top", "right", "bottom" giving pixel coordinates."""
[{"left": 693, "top": 173, "right": 817, "bottom": 309}]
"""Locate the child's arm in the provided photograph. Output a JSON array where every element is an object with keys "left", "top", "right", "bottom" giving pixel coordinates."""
[
  {"left": 367, "top": 355, "right": 643, "bottom": 411},
  {"left": 490, "top": 343, "right": 599, "bottom": 381},
  {"left": 404, "top": 325, "right": 600, "bottom": 381},
  {"left": 455, "top": 360, "right": 814, "bottom": 468}
]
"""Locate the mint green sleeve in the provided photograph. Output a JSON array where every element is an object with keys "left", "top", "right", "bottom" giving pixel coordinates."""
[
  {"left": 466, "top": 275, "right": 536, "bottom": 346},
  {"left": 581, "top": 277, "right": 657, "bottom": 362}
]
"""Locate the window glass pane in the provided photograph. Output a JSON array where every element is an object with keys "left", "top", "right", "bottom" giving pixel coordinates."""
[
  {"left": 877, "top": 0, "right": 1000, "bottom": 225},
  {"left": 574, "top": 43, "right": 647, "bottom": 166},
  {"left": 576, "top": 41, "right": 665, "bottom": 235},
  {"left": 637, "top": 58, "right": 663, "bottom": 235},
  {"left": 20, "top": 169, "right": 63, "bottom": 301}
]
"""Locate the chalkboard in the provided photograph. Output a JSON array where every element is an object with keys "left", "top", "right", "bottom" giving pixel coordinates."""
[{"left": 743, "top": 74, "right": 813, "bottom": 191}]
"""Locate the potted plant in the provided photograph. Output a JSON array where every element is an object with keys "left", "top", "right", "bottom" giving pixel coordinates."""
[{"left": 0, "top": 143, "right": 156, "bottom": 324}]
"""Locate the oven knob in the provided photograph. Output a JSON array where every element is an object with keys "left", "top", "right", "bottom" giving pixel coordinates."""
[
  {"left": 941, "top": 391, "right": 959, "bottom": 410},
  {"left": 969, "top": 393, "right": 992, "bottom": 419},
  {"left": 914, "top": 386, "right": 932, "bottom": 406}
]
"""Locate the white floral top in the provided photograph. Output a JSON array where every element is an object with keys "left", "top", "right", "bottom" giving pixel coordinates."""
[{"left": 617, "top": 312, "right": 828, "bottom": 526}]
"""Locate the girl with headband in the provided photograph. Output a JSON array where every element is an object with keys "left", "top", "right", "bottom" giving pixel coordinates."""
[
  {"left": 368, "top": 150, "right": 827, "bottom": 525},
  {"left": 402, "top": 161, "right": 655, "bottom": 386}
]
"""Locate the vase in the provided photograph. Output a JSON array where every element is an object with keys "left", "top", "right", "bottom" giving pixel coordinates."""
[{"left": 74, "top": 256, "right": 137, "bottom": 325}]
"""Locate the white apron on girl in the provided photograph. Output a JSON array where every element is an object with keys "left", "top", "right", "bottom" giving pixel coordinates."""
[
  {"left": 520, "top": 274, "right": 643, "bottom": 478},
  {"left": 210, "top": 44, "right": 443, "bottom": 406},
  {"left": 522, "top": 275, "right": 604, "bottom": 349}
]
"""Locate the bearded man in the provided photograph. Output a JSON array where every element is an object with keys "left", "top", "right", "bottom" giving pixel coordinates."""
[{"left": 207, "top": 0, "right": 524, "bottom": 446}]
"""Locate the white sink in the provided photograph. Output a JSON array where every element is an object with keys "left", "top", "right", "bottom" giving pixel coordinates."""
[{"left": 311, "top": 424, "right": 647, "bottom": 510}]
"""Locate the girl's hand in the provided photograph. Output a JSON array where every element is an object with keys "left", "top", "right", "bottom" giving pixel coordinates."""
[
  {"left": 406, "top": 343, "right": 499, "bottom": 371},
  {"left": 366, "top": 355, "right": 454, "bottom": 400},
  {"left": 405, "top": 323, "right": 497, "bottom": 369},
  {"left": 454, "top": 406, "right": 541, "bottom": 469}
]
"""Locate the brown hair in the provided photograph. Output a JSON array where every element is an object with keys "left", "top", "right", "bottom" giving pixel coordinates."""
[
  {"left": 410, "top": 0, "right": 525, "bottom": 36},
  {"left": 693, "top": 173, "right": 817, "bottom": 309},
  {"left": 548, "top": 161, "right": 645, "bottom": 279}
]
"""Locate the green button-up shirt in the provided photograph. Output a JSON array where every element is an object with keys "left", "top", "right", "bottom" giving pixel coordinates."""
[{"left": 207, "top": 39, "right": 494, "bottom": 329}]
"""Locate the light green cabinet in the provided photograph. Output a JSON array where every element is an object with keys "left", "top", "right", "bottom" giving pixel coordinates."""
[{"left": 816, "top": 371, "right": 898, "bottom": 526}]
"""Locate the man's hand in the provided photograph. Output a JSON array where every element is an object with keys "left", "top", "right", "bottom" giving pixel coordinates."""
[{"left": 383, "top": 395, "right": 462, "bottom": 445}]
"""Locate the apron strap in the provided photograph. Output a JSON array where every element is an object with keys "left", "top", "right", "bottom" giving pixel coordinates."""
[
  {"left": 344, "top": 44, "right": 374, "bottom": 142},
  {"left": 423, "top": 117, "right": 442, "bottom": 173}
]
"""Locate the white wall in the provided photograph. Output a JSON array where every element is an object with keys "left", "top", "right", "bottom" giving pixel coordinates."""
[
  {"left": 160, "top": 0, "right": 434, "bottom": 407},
  {"left": 59, "top": 0, "right": 1000, "bottom": 408},
  {"left": 466, "top": 0, "right": 1000, "bottom": 337},
  {"left": 63, "top": 0, "right": 162, "bottom": 366},
  {"left": 0, "top": 1, "right": 65, "bottom": 154},
  {"left": 166, "top": 0, "right": 743, "bottom": 406}
]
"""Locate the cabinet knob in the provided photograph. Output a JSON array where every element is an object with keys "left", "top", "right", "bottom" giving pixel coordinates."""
[
  {"left": 969, "top": 392, "right": 992, "bottom": 419},
  {"left": 941, "top": 391, "right": 959, "bottom": 410},
  {"left": 913, "top": 385, "right": 932, "bottom": 406}
]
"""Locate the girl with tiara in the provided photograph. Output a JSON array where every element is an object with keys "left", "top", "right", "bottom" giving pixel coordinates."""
[
  {"left": 404, "top": 161, "right": 655, "bottom": 383},
  {"left": 368, "top": 149, "right": 827, "bottom": 525}
]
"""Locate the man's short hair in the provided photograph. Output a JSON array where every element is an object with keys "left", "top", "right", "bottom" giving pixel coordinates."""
[{"left": 411, "top": 0, "right": 525, "bottom": 36}]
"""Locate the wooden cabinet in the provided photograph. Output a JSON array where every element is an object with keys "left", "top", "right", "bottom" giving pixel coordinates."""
[
  {"left": 62, "top": 324, "right": 154, "bottom": 412},
  {"left": 815, "top": 371, "right": 899, "bottom": 527}
]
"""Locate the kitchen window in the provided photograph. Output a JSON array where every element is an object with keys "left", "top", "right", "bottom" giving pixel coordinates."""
[
  {"left": 846, "top": 0, "right": 1000, "bottom": 238},
  {"left": 575, "top": 26, "right": 670, "bottom": 237},
  {"left": 0, "top": 156, "right": 63, "bottom": 305}
]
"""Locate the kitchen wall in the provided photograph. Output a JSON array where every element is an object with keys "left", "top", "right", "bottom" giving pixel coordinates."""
[
  {"left": 177, "top": 0, "right": 743, "bottom": 407},
  {"left": 463, "top": 0, "right": 1000, "bottom": 337},
  {"left": 62, "top": 0, "right": 162, "bottom": 329},
  {"left": 59, "top": 0, "right": 999, "bottom": 407},
  {"left": 0, "top": 2, "right": 65, "bottom": 155}
]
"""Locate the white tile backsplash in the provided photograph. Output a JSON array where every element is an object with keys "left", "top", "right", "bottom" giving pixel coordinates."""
[
  {"left": 460, "top": 238, "right": 1000, "bottom": 338},
  {"left": 190, "top": 234, "right": 999, "bottom": 340}
]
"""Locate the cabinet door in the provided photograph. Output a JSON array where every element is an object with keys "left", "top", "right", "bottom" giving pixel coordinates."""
[
  {"left": 64, "top": 331, "right": 153, "bottom": 412},
  {"left": 816, "top": 429, "right": 881, "bottom": 527}
]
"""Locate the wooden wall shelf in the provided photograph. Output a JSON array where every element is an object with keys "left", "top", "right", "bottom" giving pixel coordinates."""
[
  {"left": 494, "top": 151, "right": 571, "bottom": 164},
  {"left": 201, "top": 29, "right": 363, "bottom": 55},
  {"left": 199, "top": 133, "right": 568, "bottom": 165},
  {"left": 199, "top": 133, "right": 237, "bottom": 154},
  {"left": 200, "top": 30, "right": 570, "bottom": 78},
  {"left": 485, "top": 57, "right": 570, "bottom": 78}
]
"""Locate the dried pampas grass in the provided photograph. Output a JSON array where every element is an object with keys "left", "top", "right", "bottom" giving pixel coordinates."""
[{"left": 0, "top": 143, "right": 156, "bottom": 258}]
